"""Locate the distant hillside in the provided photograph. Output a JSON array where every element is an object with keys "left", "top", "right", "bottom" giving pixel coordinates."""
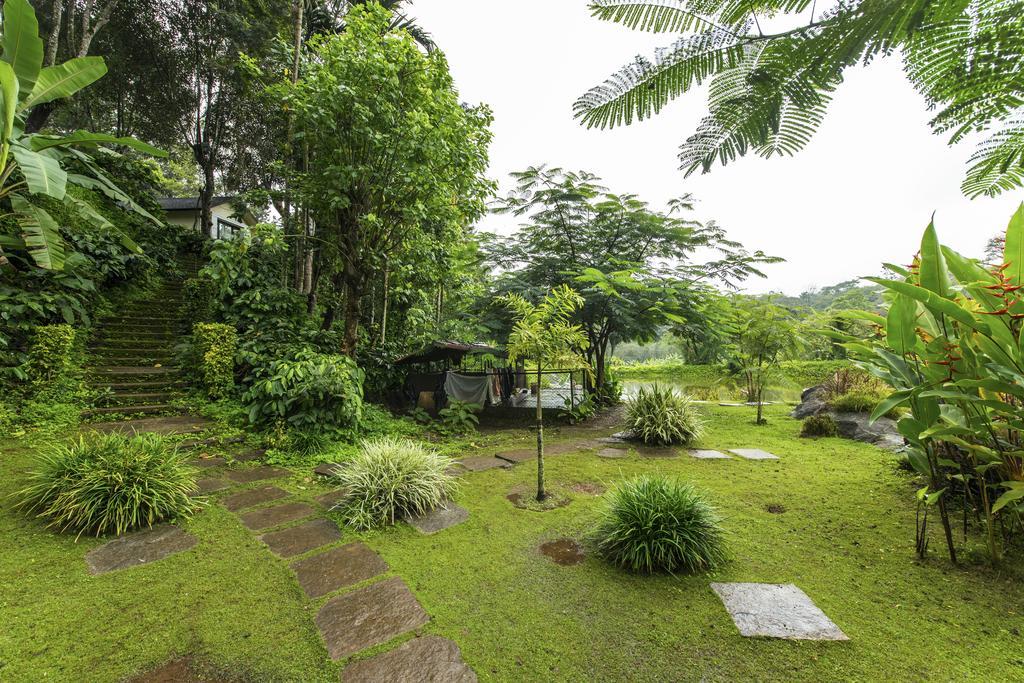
[{"left": 765, "top": 279, "right": 885, "bottom": 312}]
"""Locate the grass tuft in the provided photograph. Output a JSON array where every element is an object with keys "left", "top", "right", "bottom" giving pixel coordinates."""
[
  {"left": 626, "top": 384, "right": 705, "bottom": 446},
  {"left": 591, "top": 475, "right": 726, "bottom": 574},
  {"left": 15, "top": 432, "right": 200, "bottom": 538},
  {"left": 332, "top": 436, "right": 458, "bottom": 530}
]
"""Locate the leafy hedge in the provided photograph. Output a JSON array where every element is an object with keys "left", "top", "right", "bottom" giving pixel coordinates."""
[
  {"left": 193, "top": 323, "right": 237, "bottom": 399},
  {"left": 243, "top": 350, "right": 365, "bottom": 433},
  {"left": 25, "top": 324, "right": 77, "bottom": 386}
]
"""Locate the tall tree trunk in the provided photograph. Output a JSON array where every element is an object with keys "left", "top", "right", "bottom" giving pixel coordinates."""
[
  {"left": 535, "top": 364, "right": 545, "bottom": 501},
  {"left": 341, "top": 278, "right": 362, "bottom": 356},
  {"left": 200, "top": 159, "right": 216, "bottom": 239},
  {"left": 378, "top": 264, "right": 390, "bottom": 344}
]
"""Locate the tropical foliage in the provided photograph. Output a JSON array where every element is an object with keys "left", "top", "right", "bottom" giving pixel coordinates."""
[
  {"left": 488, "top": 166, "right": 778, "bottom": 392},
  {"left": 840, "top": 205, "right": 1024, "bottom": 563},
  {"left": 577, "top": 0, "right": 1024, "bottom": 198},
  {"left": 503, "top": 285, "right": 591, "bottom": 501},
  {"left": 592, "top": 475, "right": 727, "bottom": 574},
  {"left": 0, "top": 0, "right": 164, "bottom": 270}
]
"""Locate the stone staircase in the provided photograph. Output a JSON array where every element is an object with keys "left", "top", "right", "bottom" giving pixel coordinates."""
[{"left": 84, "top": 278, "right": 190, "bottom": 418}]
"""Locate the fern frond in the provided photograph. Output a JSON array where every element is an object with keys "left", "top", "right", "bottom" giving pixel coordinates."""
[
  {"left": 589, "top": 0, "right": 727, "bottom": 33},
  {"left": 574, "top": 28, "right": 745, "bottom": 129},
  {"left": 962, "top": 115, "right": 1024, "bottom": 197}
]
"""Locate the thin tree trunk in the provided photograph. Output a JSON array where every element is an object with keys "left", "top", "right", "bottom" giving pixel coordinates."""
[
  {"left": 341, "top": 278, "right": 362, "bottom": 356},
  {"left": 379, "top": 264, "right": 390, "bottom": 344},
  {"left": 536, "top": 364, "right": 545, "bottom": 501}
]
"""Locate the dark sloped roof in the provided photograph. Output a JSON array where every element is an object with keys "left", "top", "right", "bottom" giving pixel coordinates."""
[
  {"left": 395, "top": 340, "right": 506, "bottom": 366},
  {"left": 157, "top": 196, "right": 234, "bottom": 211}
]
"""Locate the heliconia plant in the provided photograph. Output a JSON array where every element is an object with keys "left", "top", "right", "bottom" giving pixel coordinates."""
[
  {"left": 0, "top": 0, "right": 165, "bottom": 271},
  {"left": 837, "top": 205, "right": 1024, "bottom": 565}
]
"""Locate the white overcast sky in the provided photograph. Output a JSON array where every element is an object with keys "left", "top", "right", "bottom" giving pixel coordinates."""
[{"left": 411, "top": 0, "right": 1022, "bottom": 295}]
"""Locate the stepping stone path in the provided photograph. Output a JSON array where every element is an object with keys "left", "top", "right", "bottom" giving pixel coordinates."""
[
  {"left": 222, "top": 486, "right": 289, "bottom": 512},
  {"left": 292, "top": 542, "right": 388, "bottom": 598},
  {"left": 314, "top": 462, "right": 343, "bottom": 477},
  {"left": 316, "top": 488, "right": 349, "bottom": 508},
  {"left": 689, "top": 449, "right": 732, "bottom": 459},
  {"left": 195, "top": 477, "right": 231, "bottom": 494},
  {"left": 87, "top": 415, "right": 213, "bottom": 436},
  {"left": 342, "top": 635, "right": 476, "bottom": 682},
  {"left": 223, "top": 483, "right": 475, "bottom": 677},
  {"left": 316, "top": 577, "right": 430, "bottom": 660},
  {"left": 239, "top": 502, "right": 315, "bottom": 531},
  {"left": 456, "top": 456, "right": 511, "bottom": 472},
  {"left": 596, "top": 447, "right": 629, "bottom": 459},
  {"left": 405, "top": 503, "right": 469, "bottom": 535},
  {"left": 711, "top": 582, "right": 848, "bottom": 641},
  {"left": 261, "top": 519, "right": 341, "bottom": 558},
  {"left": 190, "top": 456, "right": 226, "bottom": 469},
  {"left": 225, "top": 465, "right": 289, "bottom": 484},
  {"left": 729, "top": 448, "right": 780, "bottom": 461},
  {"left": 86, "top": 525, "right": 197, "bottom": 574}
]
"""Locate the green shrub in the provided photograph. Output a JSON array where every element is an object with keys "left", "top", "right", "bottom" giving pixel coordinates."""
[
  {"left": 625, "top": 384, "right": 705, "bottom": 446},
  {"left": 15, "top": 433, "right": 200, "bottom": 538},
  {"left": 591, "top": 475, "right": 727, "bottom": 574},
  {"left": 437, "top": 400, "right": 480, "bottom": 434},
  {"left": 801, "top": 414, "right": 838, "bottom": 438},
  {"left": 193, "top": 323, "right": 237, "bottom": 399},
  {"left": 332, "top": 437, "right": 458, "bottom": 530},
  {"left": 831, "top": 390, "right": 884, "bottom": 414},
  {"left": 25, "top": 324, "right": 77, "bottom": 386},
  {"left": 243, "top": 350, "right": 364, "bottom": 433}
]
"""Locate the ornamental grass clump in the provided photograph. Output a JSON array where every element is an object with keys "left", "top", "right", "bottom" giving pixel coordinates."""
[
  {"left": 592, "top": 475, "right": 726, "bottom": 574},
  {"left": 16, "top": 433, "right": 200, "bottom": 538},
  {"left": 626, "top": 384, "right": 705, "bottom": 446},
  {"left": 333, "top": 437, "right": 458, "bottom": 530}
]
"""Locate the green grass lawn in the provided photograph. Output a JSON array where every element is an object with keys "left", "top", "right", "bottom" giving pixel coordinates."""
[{"left": 2, "top": 404, "right": 1022, "bottom": 681}]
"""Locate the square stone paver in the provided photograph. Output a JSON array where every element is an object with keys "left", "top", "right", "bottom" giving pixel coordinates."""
[
  {"left": 292, "top": 542, "right": 388, "bottom": 598},
  {"left": 493, "top": 448, "right": 535, "bottom": 463},
  {"left": 195, "top": 477, "right": 231, "bottom": 494},
  {"left": 711, "top": 583, "right": 848, "bottom": 640},
  {"left": 222, "top": 486, "right": 289, "bottom": 512},
  {"left": 233, "top": 448, "right": 265, "bottom": 462},
  {"left": 85, "top": 526, "right": 197, "bottom": 574},
  {"left": 405, "top": 503, "right": 469, "bottom": 535},
  {"left": 314, "top": 462, "right": 343, "bottom": 477},
  {"left": 238, "top": 502, "right": 315, "bottom": 531},
  {"left": 689, "top": 449, "right": 732, "bottom": 459},
  {"left": 260, "top": 518, "right": 341, "bottom": 558},
  {"left": 342, "top": 635, "right": 476, "bottom": 682},
  {"left": 316, "top": 488, "right": 349, "bottom": 508},
  {"left": 190, "top": 456, "right": 226, "bottom": 469},
  {"left": 316, "top": 577, "right": 429, "bottom": 660},
  {"left": 596, "top": 448, "right": 629, "bottom": 459},
  {"left": 456, "top": 456, "right": 511, "bottom": 472},
  {"left": 225, "top": 466, "right": 289, "bottom": 484},
  {"left": 729, "top": 448, "right": 780, "bottom": 460}
]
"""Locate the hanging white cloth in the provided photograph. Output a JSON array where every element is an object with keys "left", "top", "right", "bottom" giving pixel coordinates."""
[{"left": 444, "top": 371, "right": 488, "bottom": 406}]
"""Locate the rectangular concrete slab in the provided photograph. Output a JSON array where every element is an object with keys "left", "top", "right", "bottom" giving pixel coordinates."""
[
  {"left": 456, "top": 456, "right": 511, "bottom": 472},
  {"left": 222, "top": 486, "right": 289, "bottom": 512},
  {"left": 195, "top": 477, "right": 231, "bottom": 494},
  {"left": 342, "top": 635, "right": 476, "bottom": 682},
  {"left": 86, "top": 525, "right": 197, "bottom": 574},
  {"left": 292, "top": 542, "right": 388, "bottom": 598},
  {"left": 729, "top": 448, "right": 780, "bottom": 460},
  {"left": 689, "top": 449, "right": 732, "bottom": 459},
  {"left": 238, "top": 502, "right": 315, "bottom": 531},
  {"left": 405, "top": 503, "right": 469, "bottom": 535},
  {"left": 711, "top": 582, "right": 848, "bottom": 640},
  {"left": 225, "top": 466, "right": 289, "bottom": 484},
  {"left": 260, "top": 518, "right": 341, "bottom": 558},
  {"left": 316, "top": 577, "right": 429, "bottom": 660}
]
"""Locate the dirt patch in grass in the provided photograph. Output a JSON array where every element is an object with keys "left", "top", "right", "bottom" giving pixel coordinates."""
[
  {"left": 507, "top": 485, "right": 571, "bottom": 511},
  {"left": 766, "top": 503, "right": 786, "bottom": 514},
  {"left": 568, "top": 481, "right": 606, "bottom": 496},
  {"left": 129, "top": 656, "right": 242, "bottom": 683},
  {"left": 539, "top": 538, "right": 585, "bottom": 565}
]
